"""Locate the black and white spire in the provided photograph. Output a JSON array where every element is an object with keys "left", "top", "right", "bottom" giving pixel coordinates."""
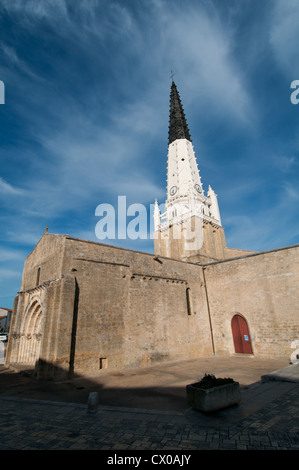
[{"left": 154, "top": 81, "right": 222, "bottom": 235}]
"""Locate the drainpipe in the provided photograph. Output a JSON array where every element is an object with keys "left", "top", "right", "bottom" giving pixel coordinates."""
[{"left": 202, "top": 266, "right": 215, "bottom": 355}]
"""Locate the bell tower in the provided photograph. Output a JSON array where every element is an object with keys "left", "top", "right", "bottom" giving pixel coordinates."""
[{"left": 153, "top": 81, "right": 227, "bottom": 263}]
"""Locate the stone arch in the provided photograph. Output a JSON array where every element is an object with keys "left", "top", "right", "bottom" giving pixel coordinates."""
[{"left": 18, "top": 298, "right": 43, "bottom": 364}]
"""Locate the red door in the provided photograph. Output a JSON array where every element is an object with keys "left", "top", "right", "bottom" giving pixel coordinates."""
[{"left": 231, "top": 315, "right": 253, "bottom": 354}]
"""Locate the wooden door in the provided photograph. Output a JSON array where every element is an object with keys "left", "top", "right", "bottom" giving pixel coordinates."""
[{"left": 231, "top": 314, "right": 253, "bottom": 354}]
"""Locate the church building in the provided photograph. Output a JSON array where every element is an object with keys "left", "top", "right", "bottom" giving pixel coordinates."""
[{"left": 5, "top": 82, "right": 299, "bottom": 381}]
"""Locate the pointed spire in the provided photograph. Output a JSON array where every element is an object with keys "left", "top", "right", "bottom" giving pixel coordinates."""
[{"left": 168, "top": 81, "right": 192, "bottom": 145}]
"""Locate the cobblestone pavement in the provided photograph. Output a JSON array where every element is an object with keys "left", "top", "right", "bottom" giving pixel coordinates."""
[
  {"left": 1, "top": 358, "right": 299, "bottom": 452},
  {"left": 0, "top": 376, "right": 299, "bottom": 451}
]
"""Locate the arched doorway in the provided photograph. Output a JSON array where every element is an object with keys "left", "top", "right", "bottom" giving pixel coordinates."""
[
  {"left": 231, "top": 314, "right": 253, "bottom": 354},
  {"left": 18, "top": 300, "right": 43, "bottom": 364}
]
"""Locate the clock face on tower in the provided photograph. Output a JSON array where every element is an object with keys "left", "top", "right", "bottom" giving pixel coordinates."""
[
  {"left": 170, "top": 186, "right": 177, "bottom": 196},
  {"left": 195, "top": 184, "right": 202, "bottom": 194}
]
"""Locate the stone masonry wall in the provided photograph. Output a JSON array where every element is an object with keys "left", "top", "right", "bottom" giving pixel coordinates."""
[
  {"left": 154, "top": 218, "right": 227, "bottom": 263},
  {"left": 6, "top": 234, "right": 69, "bottom": 377},
  {"left": 62, "top": 236, "right": 214, "bottom": 376},
  {"left": 204, "top": 245, "right": 299, "bottom": 359},
  {"left": 20, "top": 233, "right": 66, "bottom": 292}
]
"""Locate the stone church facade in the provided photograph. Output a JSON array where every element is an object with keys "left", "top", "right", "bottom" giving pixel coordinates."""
[{"left": 5, "top": 82, "right": 299, "bottom": 381}]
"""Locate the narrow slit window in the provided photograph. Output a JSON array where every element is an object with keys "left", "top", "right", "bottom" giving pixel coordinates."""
[
  {"left": 99, "top": 357, "right": 108, "bottom": 369},
  {"left": 36, "top": 267, "right": 41, "bottom": 286},
  {"left": 186, "top": 288, "right": 192, "bottom": 315}
]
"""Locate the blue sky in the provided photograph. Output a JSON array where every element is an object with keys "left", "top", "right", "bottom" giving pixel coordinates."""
[{"left": 1, "top": 0, "right": 299, "bottom": 308}]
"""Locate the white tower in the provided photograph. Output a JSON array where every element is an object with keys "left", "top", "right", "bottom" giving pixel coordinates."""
[{"left": 154, "top": 81, "right": 225, "bottom": 263}]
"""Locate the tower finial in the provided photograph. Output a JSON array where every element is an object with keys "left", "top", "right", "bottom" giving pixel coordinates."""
[{"left": 170, "top": 70, "right": 175, "bottom": 82}]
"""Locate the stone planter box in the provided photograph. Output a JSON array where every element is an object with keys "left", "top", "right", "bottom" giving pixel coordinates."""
[{"left": 186, "top": 380, "right": 241, "bottom": 413}]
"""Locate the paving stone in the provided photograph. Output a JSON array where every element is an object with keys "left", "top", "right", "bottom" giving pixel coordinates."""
[{"left": 1, "top": 362, "right": 299, "bottom": 450}]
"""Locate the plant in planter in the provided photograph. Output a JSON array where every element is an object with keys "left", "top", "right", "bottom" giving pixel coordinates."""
[{"left": 186, "top": 373, "right": 241, "bottom": 413}]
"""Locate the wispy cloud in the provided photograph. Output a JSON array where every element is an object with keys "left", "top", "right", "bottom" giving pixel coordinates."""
[
  {"left": 0, "top": 177, "right": 23, "bottom": 195},
  {"left": 225, "top": 169, "right": 299, "bottom": 251},
  {"left": 0, "top": 248, "right": 25, "bottom": 262},
  {"left": 1, "top": 43, "right": 40, "bottom": 79},
  {"left": 0, "top": 268, "right": 21, "bottom": 279},
  {"left": 270, "top": 0, "right": 299, "bottom": 77},
  {"left": 282, "top": 182, "right": 299, "bottom": 201},
  {"left": 273, "top": 154, "right": 296, "bottom": 172},
  {"left": 150, "top": 2, "right": 256, "bottom": 129}
]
